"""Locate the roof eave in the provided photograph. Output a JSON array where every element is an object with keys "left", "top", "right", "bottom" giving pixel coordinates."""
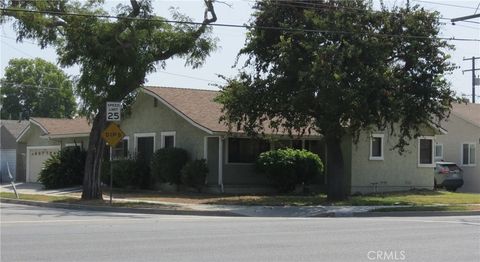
[
  {"left": 41, "top": 133, "right": 90, "bottom": 139},
  {"left": 15, "top": 125, "right": 31, "bottom": 143}
]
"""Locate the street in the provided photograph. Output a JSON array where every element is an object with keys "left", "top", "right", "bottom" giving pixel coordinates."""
[{"left": 1, "top": 203, "right": 479, "bottom": 262}]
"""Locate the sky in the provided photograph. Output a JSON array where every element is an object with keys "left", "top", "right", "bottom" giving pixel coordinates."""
[{"left": 1, "top": 0, "right": 479, "bottom": 102}]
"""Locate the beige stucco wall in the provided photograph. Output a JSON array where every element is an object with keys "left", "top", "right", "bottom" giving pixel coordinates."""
[
  {"left": 436, "top": 115, "right": 480, "bottom": 193},
  {"left": 349, "top": 128, "right": 436, "bottom": 194}
]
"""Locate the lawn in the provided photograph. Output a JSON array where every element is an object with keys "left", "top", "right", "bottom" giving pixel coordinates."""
[
  {"left": 0, "top": 192, "right": 183, "bottom": 209},
  {"left": 2, "top": 189, "right": 479, "bottom": 209},
  {"left": 105, "top": 188, "right": 480, "bottom": 207}
]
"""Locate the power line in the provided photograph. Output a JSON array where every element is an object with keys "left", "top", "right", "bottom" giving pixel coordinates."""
[
  {"left": 157, "top": 70, "right": 222, "bottom": 84},
  {"left": 412, "top": 0, "right": 480, "bottom": 10},
  {"left": 1, "top": 8, "right": 479, "bottom": 42},
  {"left": 243, "top": 0, "right": 480, "bottom": 26},
  {"left": 0, "top": 39, "right": 35, "bottom": 58},
  {"left": 0, "top": 34, "right": 38, "bottom": 45}
]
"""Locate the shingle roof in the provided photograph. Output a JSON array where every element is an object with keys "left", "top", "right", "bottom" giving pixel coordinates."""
[
  {"left": 451, "top": 103, "right": 480, "bottom": 128},
  {"left": 144, "top": 86, "right": 226, "bottom": 133},
  {"left": 143, "top": 86, "right": 319, "bottom": 136},
  {"left": 0, "top": 120, "right": 29, "bottom": 138},
  {"left": 30, "top": 117, "right": 91, "bottom": 136}
]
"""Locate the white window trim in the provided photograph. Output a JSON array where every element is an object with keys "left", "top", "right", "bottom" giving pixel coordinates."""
[
  {"left": 160, "top": 131, "right": 176, "bottom": 148},
  {"left": 434, "top": 143, "right": 443, "bottom": 160},
  {"left": 461, "top": 142, "right": 476, "bottom": 167},
  {"left": 418, "top": 136, "right": 435, "bottom": 168},
  {"left": 369, "top": 134, "right": 384, "bottom": 161},
  {"left": 64, "top": 143, "right": 80, "bottom": 148},
  {"left": 134, "top": 133, "right": 156, "bottom": 154}
]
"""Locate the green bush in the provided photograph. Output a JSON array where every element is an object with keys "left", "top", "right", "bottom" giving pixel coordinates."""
[
  {"left": 150, "top": 148, "right": 189, "bottom": 185},
  {"left": 38, "top": 146, "right": 86, "bottom": 189},
  {"left": 181, "top": 159, "right": 209, "bottom": 192},
  {"left": 257, "top": 148, "right": 323, "bottom": 193},
  {"left": 101, "top": 156, "right": 151, "bottom": 189}
]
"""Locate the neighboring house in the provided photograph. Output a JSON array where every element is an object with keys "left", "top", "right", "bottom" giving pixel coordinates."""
[
  {"left": 0, "top": 120, "right": 29, "bottom": 182},
  {"left": 16, "top": 117, "right": 90, "bottom": 182},
  {"left": 436, "top": 103, "right": 480, "bottom": 193},
  {"left": 116, "top": 86, "right": 443, "bottom": 194}
]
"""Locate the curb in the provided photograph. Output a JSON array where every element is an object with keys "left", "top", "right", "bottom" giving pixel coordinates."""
[
  {"left": 0, "top": 198, "right": 244, "bottom": 217},
  {"left": 353, "top": 210, "right": 480, "bottom": 217}
]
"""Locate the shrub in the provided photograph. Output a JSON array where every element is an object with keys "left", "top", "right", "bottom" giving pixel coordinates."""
[
  {"left": 38, "top": 146, "right": 86, "bottom": 189},
  {"left": 150, "top": 148, "right": 189, "bottom": 185},
  {"left": 101, "top": 157, "right": 151, "bottom": 189},
  {"left": 181, "top": 159, "right": 209, "bottom": 192},
  {"left": 257, "top": 148, "right": 323, "bottom": 193}
]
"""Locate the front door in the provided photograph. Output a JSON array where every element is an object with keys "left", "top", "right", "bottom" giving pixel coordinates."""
[{"left": 137, "top": 136, "right": 154, "bottom": 164}]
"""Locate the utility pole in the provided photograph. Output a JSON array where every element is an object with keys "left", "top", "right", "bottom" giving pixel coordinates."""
[{"left": 463, "top": 57, "right": 480, "bottom": 103}]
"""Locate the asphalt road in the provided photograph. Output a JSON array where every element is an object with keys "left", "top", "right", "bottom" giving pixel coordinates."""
[{"left": 1, "top": 203, "right": 479, "bottom": 262}]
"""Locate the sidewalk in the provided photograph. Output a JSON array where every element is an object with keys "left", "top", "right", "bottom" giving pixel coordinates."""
[{"left": 2, "top": 183, "right": 478, "bottom": 217}]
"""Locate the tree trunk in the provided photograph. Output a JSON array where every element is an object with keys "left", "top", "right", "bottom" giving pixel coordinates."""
[
  {"left": 326, "top": 138, "right": 348, "bottom": 201},
  {"left": 81, "top": 108, "right": 108, "bottom": 200}
]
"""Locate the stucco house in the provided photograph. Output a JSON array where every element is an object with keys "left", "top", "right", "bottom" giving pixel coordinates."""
[
  {"left": 0, "top": 120, "right": 29, "bottom": 182},
  {"left": 115, "top": 86, "right": 443, "bottom": 194},
  {"left": 436, "top": 103, "right": 479, "bottom": 193},
  {"left": 16, "top": 117, "right": 90, "bottom": 182}
]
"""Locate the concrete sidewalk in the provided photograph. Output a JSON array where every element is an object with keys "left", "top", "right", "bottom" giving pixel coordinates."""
[
  {"left": 0, "top": 182, "right": 396, "bottom": 217},
  {"left": 0, "top": 182, "right": 82, "bottom": 196},
  {"left": 3, "top": 183, "right": 477, "bottom": 218}
]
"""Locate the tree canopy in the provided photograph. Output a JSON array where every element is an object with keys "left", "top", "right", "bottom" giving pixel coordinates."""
[
  {"left": 0, "top": 58, "right": 76, "bottom": 119},
  {"left": 216, "top": 0, "right": 455, "bottom": 199},
  {"left": 1, "top": 0, "right": 218, "bottom": 199}
]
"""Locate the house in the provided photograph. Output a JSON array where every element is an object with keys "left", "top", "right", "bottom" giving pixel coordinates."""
[
  {"left": 15, "top": 117, "right": 90, "bottom": 182},
  {"left": 436, "top": 103, "right": 479, "bottom": 193},
  {"left": 116, "top": 86, "right": 443, "bottom": 194},
  {"left": 0, "top": 120, "right": 29, "bottom": 182}
]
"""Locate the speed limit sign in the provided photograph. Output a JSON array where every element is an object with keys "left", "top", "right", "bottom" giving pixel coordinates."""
[{"left": 106, "top": 102, "right": 121, "bottom": 122}]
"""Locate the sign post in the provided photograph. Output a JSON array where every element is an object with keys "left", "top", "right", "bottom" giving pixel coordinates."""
[{"left": 102, "top": 102, "right": 124, "bottom": 205}]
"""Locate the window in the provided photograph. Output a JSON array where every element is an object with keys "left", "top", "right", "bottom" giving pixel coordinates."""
[
  {"left": 418, "top": 137, "right": 434, "bottom": 167},
  {"left": 161, "top": 131, "right": 176, "bottom": 148},
  {"left": 304, "top": 140, "right": 321, "bottom": 153},
  {"left": 272, "top": 140, "right": 291, "bottom": 149},
  {"left": 292, "top": 140, "right": 303, "bottom": 150},
  {"left": 462, "top": 143, "right": 476, "bottom": 166},
  {"left": 435, "top": 144, "right": 443, "bottom": 160},
  {"left": 64, "top": 143, "right": 81, "bottom": 149},
  {"left": 369, "top": 134, "right": 384, "bottom": 160},
  {"left": 111, "top": 137, "right": 129, "bottom": 160},
  {"left": 227, "top": 138, "right": 270, "bottom": 163}
]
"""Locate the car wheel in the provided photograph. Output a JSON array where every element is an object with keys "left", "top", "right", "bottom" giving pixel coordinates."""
[{"left": 446, "top": 187, "right": 457, "bottom": 192}]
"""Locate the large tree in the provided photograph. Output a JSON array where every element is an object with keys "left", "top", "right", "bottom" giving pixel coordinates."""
[
  {"left": 1, "top": 0, "right": 218, "bottom": 199},
  {"left": 0, "top": 58, "right": 76, "bottom": 119},
  {"left": 216, "top": 0, "right": 455, "bottom": 200}
]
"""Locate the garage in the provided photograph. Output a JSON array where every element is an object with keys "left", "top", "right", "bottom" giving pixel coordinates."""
[{"left": 26, "top": 146, "right": 60, "bottom": 182}]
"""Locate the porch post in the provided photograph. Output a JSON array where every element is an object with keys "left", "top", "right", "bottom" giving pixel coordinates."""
[
  {"left": 203, "top": 136, "right": 208, "bottom": 160},
  {"left": 218, "top": 136, "right": 224, "bottom": 193}
]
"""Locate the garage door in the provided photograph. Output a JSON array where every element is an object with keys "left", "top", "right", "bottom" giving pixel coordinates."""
[{"left": 27, "top": 146, "right": 60, "bottom": 183}]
